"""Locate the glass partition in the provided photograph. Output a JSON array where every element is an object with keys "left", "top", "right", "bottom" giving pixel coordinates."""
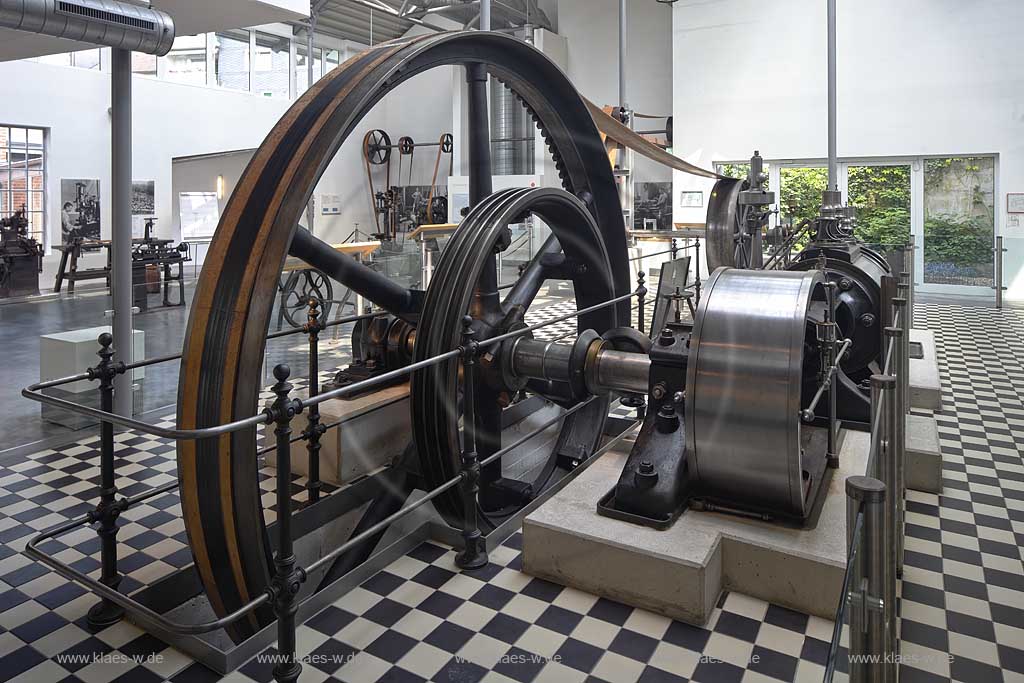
[
  {"left": 296, "top": 45, "right": 323, "bottom": 95},
  {"left": 253, "top": 32, "right": 291, "bottom": 98},
  {"left": 780, "top": 166, "right": 828, "bottom": 227},
  {"left": 923, "top": 156, "right": 995, "bottom": 287},
  {"left": 164, "top": 35, "right": 208, "bottom": 86},
  {"left": 214, "top": 30, "right": 251, "bottom": 92}
]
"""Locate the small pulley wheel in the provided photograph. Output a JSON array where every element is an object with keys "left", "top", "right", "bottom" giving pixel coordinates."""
[
  {"left": 363, "top": 129, "right": 392, "bottom": 165},
  {"left": 440, "top": 133, "right": 454, "bottom": 154},
  {"left": 398, "top": 136, "right": 415, "bottom": 155}
]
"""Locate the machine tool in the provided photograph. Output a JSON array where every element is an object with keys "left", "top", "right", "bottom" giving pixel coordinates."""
[{"left": 0, "top": 205, "right": 42, "bottom": 298}]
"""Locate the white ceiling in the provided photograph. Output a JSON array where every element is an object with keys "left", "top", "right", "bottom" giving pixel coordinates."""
[{"left": 0, "top": 0, "right": 309, "bottom": 62}]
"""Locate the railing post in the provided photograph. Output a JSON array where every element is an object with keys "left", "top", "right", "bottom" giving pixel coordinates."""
[
  {"left": 873, "top": 373, "right": 899, "bottom": 667},
  {"left": 995, "top": 235, "right": 1005, "bottom": 310},
  {"left": 269, "top": 365, "right": 305, "bottom": 683},
  {"left": 303, "top": 299, "right": 325, "bottom": 504},
  {"left": 885, "top": 327, "right": 907, "bottom": 579},
  {"left": 636, "top": 271, "right": 647, "bottom": 334},
  {"left": 892, "top": 297, "right": 909, "bottom": 416},
  {"left": 693, "top": 238, "right": 702, "bottom": 305},
  {"left": 904, "top": 236, "right": 915, "bottom": 329},
  {"left": 86, "top": 332, "right": 128, "bottom": 629},
  {"left": 455, "top": 317, "right": 488, "bottom": 570},
  {"left": 845, "top": 475, "right": 890, "bottom": 683}
]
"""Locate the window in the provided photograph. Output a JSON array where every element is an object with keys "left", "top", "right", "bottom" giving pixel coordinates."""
[
  {"left": 72, "top": 49, "right": 101, "bottom": 70},
  {"left": 214, "top": 30, "right": 251, "bottom": 91},
  {"left": 253, "top": 32, "right": 290, "bottom": 98},
  {"left": 0, "top": 126, "right": 47, "bottom": 245},
  {"left": 846, "top": 164, "right": 911, "bottom": 247},
  {"left": 132, "top": 52, "right": 158, "bottom": 77},
  {"left": 779, "top": 167, "right": 827, "bottom": 228},
  {"left": 325, "top": 49, "right": 341, "bottom": 74},
  {"left": 164, "top": 35, "right": 208, "bottom": 86},
  {"left": 36, "top": 50, "right": 99, "bottom": 69},
  {"left": 922, "top": 157, "right": 995, "bottom": 287},
  {"left": 295, "top": 44, "right": 323, "bottom": 95}
]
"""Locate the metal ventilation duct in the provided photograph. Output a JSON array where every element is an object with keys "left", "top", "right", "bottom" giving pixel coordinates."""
[{"left": 0, "top": 0, "right": 175, "bottom": 56}]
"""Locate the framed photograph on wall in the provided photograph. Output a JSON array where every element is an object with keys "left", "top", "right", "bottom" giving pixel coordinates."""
[
  {"left": 60, "top": 178, "right": 101, "bottom": 244},
  {"left": 1008, "top": 193, "right": 1024, "bottom": 214},
  {"left": 132, "top": 180, "right": 156, "bottom": 238},
  {"left": 680, "top": 190, "right": 703, "bottom": 208}
]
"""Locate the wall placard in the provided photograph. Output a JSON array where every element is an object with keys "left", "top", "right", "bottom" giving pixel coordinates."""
[
  {"left": 680, "top": 190, "right": 704, "bottom": 208},
  {"left": 1008, "top": 193, "right": 1024, "bottom": 214}
]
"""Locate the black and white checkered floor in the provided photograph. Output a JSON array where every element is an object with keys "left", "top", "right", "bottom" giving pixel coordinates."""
[{"left": 0, "top": 301, "right": 1020, "bottom": 682}]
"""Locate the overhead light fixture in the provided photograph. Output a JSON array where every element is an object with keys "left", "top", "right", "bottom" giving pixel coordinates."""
[{"left": 216, "top": 175, "right": 225, "bottom": 200}]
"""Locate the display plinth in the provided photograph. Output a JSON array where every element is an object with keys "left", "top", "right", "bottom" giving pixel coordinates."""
[
  {"left": 263, "top": 383, "right": 410, "bottom": 485},
  {"left": 910, "top": 328, "right": 942, "bottom": 412},
  {"left": 522, "top": 430, "right": 871, "bottom": 625}
]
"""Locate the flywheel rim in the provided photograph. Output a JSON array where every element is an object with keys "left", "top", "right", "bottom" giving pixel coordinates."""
[{"left": 176, "top": 31, "right": 628, "bottom": 642}]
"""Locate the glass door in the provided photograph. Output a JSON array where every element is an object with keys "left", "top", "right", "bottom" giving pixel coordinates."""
[{"left": 920, "top": 157, "right": 995, "bottom": 292}]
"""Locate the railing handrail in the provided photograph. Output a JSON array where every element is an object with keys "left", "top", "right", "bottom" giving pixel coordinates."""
[{"left": 22, "top": 287, "right": 644, "bottom": 442}]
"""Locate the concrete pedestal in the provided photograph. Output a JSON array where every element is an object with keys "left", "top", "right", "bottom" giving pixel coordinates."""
[
  {"left": 264, "top": 384, "right": 410, "bottom": 485},
  {"left": 910, "top": 329, "right": 942, "bottom": 412},
  {"left": 40, "top": 326, "right": 145, "bottom": 429},
  {"left": 906, "top": 412, "right": 943, "bottom": 494},
  {"left": 522, "top": 430, "right": 870, "bottom": 626}
]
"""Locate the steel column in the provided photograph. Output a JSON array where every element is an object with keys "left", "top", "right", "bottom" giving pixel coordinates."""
[
  {"left": 618, "top": 0, "right": 627, "bottom": 111},
  {"left": 111, "top": 48, "right": 134, "bottom": 416},
  {"left": 995, "top": 235, "right": 1005, "bottom": 309},
  {"left": 826, "top": 0, "right": 838, "bottom": 190}
]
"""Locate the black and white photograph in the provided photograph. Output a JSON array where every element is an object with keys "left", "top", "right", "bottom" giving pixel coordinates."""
[
  {"left": 132, "top": 180, "right": 155, "bottom": 215},
  {"left": 634, "top": 181, "right": 672, "bottom": 230},
  {"left": 402, "top": 184, "right": 446, "bottom": 226},
  {"left": 132, "top": 180, "right": 156, "bottom": 238},
  {"left": 59, "top": 178, "right": 101, "bottom": 243}
]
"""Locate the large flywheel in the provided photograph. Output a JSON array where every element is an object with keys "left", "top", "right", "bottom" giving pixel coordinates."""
[
  {"left": 176, "top": 31, "right": 628, "bottom": 642},
  {"left": 411, "top": 187, "right": 621, "bottom": 528}
]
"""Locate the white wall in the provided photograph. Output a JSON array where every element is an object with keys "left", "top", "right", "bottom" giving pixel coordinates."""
[
  {"left": 0, "top": 58, "right": 292, "bottom": 249},
  {"left": 671, "top": 0, "right": 1024, "bottom": 300},
  {"left": 557, "top": 0, "right": 674, "bottom": 183}
]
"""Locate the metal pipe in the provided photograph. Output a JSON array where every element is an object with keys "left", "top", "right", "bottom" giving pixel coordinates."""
[
  {"left": 481, "top": 0, "right": 491, "bottom": 31},
  {"left": 884, "top": 327, "right": 905, "bottom": 583},
  {"left": 826, "top": 0, "right": 838, "bottom": 190},
  {"left": 111, "top": 48, "right": 134, "bottom": 417},
  {"left": 0, "top": 0, "right": 176, "bottom": 55},
  {"left": 306, "top": 10, "right": 317, "bottom": 237},
  {"left": 618, "top": 0, "right": 627, "bottom": 111},
  {"left": 26, "top": 520, "right": 271, "bottom": 635}
]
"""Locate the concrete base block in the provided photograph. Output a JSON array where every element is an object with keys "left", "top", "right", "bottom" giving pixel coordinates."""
[
  {"left": 522, "top": 430, "right": 870, "bottom": 626},
  {"left": 265, "top": 384, "right": 409, "bottom": 485},
  {"left": 906, "top": 412, "right": 943, "bottom": 494},
  {"left": 910, "top": 329, "right": 942, "bottom": 412}
]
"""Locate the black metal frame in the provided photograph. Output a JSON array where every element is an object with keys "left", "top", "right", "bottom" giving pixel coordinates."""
[{"left": 21, "top": 283, "right": 644, "bottom": 682}]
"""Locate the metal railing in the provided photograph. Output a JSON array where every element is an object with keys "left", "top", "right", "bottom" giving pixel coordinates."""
[
  {"left": 20, "top": 283, "right": 646, "bottom": 683},
  {"left": 824, "top": 267, "right": 912, "bottom": 682}
]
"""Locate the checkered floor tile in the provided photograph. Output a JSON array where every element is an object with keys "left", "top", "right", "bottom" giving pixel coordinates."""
[{"left": 0, "top": 300, "right": 1020, "bottom": 682}]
